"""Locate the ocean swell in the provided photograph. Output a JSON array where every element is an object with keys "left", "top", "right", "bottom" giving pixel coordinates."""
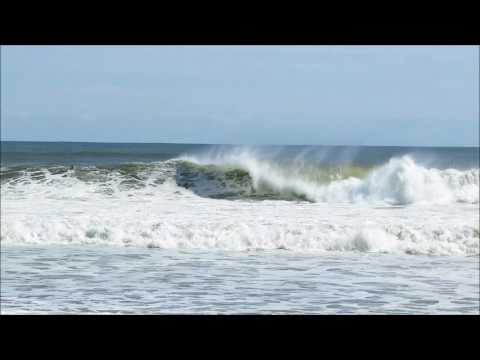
[
  {"left": 180, "top": 152, "right": 479, "bottom": 205},
  {"left": 2, "top": 151, "right": 478, "bottom": 255},
  {"left": 1, "top": 153, "right": 479, "bottom": 205}
]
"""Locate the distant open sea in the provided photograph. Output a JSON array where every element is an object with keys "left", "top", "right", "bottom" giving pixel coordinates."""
[{"left": 1, "top": 142, "right": 479, "bottom": 314}]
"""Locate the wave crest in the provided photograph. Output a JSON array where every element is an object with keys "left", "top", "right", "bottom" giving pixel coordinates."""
[
  {"left": 181, "top": 152, "right": 479, "bottom": 205},
  {"left": 2, "top": 152, "right": 478, "bottom": 205}
]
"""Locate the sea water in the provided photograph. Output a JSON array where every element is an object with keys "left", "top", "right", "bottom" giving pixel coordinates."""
[{"left": 1, "top": 142, "right": 479, "bottom": 314}]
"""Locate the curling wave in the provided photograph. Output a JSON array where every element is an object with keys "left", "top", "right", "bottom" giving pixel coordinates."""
[
  {"left": 1, "top": 154, "right": 479, "bottom": 205},
  {"left": 180, "top": 152, "right": 479, "bottom": 205}
]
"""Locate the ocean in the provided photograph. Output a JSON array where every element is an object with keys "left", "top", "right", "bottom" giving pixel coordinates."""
[{"left": 1, "top": 142, "right": 479, "bottom": 314}]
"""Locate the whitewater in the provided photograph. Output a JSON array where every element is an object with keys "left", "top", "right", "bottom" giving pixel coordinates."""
[
  {"left": 1, "top": 143, "right": 479, "bottom": 314},
  {"left": 1, "top": 151, "right": 478, "bottom": 255}
]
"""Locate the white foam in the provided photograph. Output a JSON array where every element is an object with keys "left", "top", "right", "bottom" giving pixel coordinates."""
[
  {"left": 2, "top": 188, "right": 478, "bottom": 255},
  {"left": 182, "top": 151, "right": 479, "bottom": 205},
  {"left": 1, "top": 154, "right": 478, "bottom": 255}
]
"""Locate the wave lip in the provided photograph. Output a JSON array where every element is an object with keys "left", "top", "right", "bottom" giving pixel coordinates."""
[
  {"left": 2, "top": 150, "right": 478, "bottom": 256},
  {"left": 181, "top": 152, "right": 479, "bottom": 205},
  {"left": 1, "top": 152, "right": 479, "bottom": 205},
  {"left": 2, "top": 153, "right": 479, "bottom": 205}
]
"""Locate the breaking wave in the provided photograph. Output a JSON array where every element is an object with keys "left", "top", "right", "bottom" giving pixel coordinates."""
[
  {"left": 180, "top": 151, "right": 479, "bottom": 205},
  {"left": 1, "top": 152, "right": 478, "bottom": 205},
  {"left": 2, "top": 150, "right": 478, "bottom": 255}
]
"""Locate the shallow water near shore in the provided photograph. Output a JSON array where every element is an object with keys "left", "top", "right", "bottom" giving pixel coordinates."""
[{"left": 1, "top": 245, "right": 478, "bottom": 314}]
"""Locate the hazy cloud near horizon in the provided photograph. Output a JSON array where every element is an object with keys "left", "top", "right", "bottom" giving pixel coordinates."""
[{"left": 1, "top": 45, "right": 478, "bottom": 146}]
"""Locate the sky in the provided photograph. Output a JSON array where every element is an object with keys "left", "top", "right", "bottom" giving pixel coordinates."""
[{"left": 1, "top": 45, "right": 478, "bottom": 146}]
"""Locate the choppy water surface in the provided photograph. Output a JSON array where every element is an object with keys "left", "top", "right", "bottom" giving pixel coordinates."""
[{"left": 1, "top": 246, "right": 478, "bottom": 314}]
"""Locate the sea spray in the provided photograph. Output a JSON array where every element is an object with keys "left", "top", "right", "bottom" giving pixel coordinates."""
[
  {"left": 180, "top": 151, "right": 479, "bottom": 204},
  {"left": 2, "top": 147, "right": 478, "bottom": 255}
]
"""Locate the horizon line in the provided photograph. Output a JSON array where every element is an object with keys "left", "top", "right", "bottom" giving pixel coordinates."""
[{"left": 1, "top": 139, "right": 478, "bottom": 148}]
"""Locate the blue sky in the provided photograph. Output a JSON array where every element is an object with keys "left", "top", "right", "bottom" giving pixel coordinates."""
[{"left": 1, "top": 45, "right": 478, "bottom": 146}]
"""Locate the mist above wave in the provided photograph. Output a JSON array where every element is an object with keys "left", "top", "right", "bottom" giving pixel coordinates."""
[
  {"left": 181, "top": 150, "right": 479, "bottom": 205},
  {"left": 2, "top": 148, "right": 478, "bottom": 255},
  {"left": 1, "top": 148, "right": 479, "bottom": 205}
]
